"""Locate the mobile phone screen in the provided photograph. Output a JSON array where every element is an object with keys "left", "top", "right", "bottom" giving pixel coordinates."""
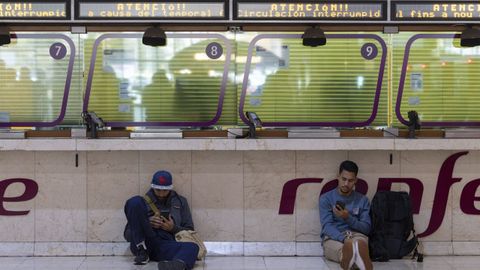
[
  {"left": 160, "top": 210, "right": 170, "bottom": 219},
  {"left": 336, "top": 201, "right": 346, "bottom": 210}
]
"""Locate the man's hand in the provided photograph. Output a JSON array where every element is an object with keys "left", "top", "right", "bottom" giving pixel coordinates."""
[
  {"left": 149, "top": 215, "right": 163, "bottom": 229},
  {"left": 158, "top": 216, "right": 175, "bottom": 232},
  {"left": 150, "top": 214, "right": 175, "bottom": 232},
  {"left": 332, "top": 205, "right": 349, "bottom": 220}
]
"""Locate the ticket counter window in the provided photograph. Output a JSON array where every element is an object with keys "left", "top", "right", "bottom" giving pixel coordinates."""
[
  {"left": 0, "top": 33, "right": 79, "bottom": 126},
  {"left": 83, "top": 32, "right": 235, "bottom": 127},
  {"left": 2, "top": 31, "right": 480, "bottom": 129},
  {"left": 237, "top": 32, "right": 388, "bottom": 127},
  {"left": 392, "top": 32, "right": 480, "bottom": 127}
]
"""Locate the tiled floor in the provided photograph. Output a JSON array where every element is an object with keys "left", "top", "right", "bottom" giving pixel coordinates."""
[{"left": 0, "top": 256, "right": 479, "bottom": 270}]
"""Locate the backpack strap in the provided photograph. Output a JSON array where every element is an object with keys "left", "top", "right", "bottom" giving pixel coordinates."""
[
  {"left": 415, "top": 245, "right": 424, "bottom": 262},
  {"left": 143, "top": 195, "right": 160, "bottom": 216},
  {"left": 411, "top": 236, "right": 424, "bottom": 262}
]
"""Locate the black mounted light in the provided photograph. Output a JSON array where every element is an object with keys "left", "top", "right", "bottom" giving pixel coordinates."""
[
  {"left": 0, "top": 26, "right": 11, "bottom": 46},
  {"left": 302, "top": 27, "right": 326, "bottom": 47},
  {"left": 460, "top": 26, "right": 480, "bottom": 47},
  {"left": 142, "top": 27, "right": 166, "bottom": 47}
]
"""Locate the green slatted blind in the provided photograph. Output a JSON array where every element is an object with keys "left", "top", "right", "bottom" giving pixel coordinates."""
[
  {"left": 0, "top": 34, "right": 76, "bottom": 124},
  {"left": 392, "top": 33, "right": 480, "bottom": 126},
  {"left": 4, "top": 31, "right": 480, "bottom": 129},
  {"left": 85, "top": 33, "right": 236, "bottom": 125},
  {"left": 238, "top": 33, "right": 388, "bottom": 126}
]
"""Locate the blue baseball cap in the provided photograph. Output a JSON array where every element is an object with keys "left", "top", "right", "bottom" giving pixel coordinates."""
[{"left": 151, "top": 170, "right": 173, "bottom": 190}]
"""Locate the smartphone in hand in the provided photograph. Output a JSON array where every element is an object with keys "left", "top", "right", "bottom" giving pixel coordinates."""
[
  {"left": 335, "top": 201, "right": 346, "bottom": 210},
  {"left": 160, "top": 210, "right": 170, "bottom": 220}
]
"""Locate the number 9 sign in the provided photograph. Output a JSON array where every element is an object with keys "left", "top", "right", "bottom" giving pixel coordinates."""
[
  {"left": 49, "top": 42, "right": 67, "bottom": 60},
  {"left": 205, "top": 42, "right": 223, "bottom": 60},
  {"left": 361, "top": 43, "right": 378, "bottom": 60}
]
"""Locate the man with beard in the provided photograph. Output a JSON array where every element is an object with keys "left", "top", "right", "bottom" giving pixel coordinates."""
[
  {"left": 124, "top": 170, "right": 199, "bottom": 270},
  {"left": 319, "top": 160, "right": 373, "bottom": 270}
]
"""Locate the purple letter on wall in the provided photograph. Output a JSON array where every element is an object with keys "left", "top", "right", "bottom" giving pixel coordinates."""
[
  {"left": 418, "top": 151, "right": 468, "bottom": 237},
  {"left": 0, "top": 178, "right": 38, "bottom": 216}
]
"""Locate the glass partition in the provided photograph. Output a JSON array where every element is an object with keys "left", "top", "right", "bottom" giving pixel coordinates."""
[
  {"left": 393, "top": 33, "right": 480, "bottom": 127},
  {"left": 83, "top": 33, "right": 234, "bottom": 127},
  {"left": 0, "top": 33, "right": 77, "bottom": 127},
  {"left": 0, "top": 30, "right": 480, "bottom": 129},
  {"left": 238, "top": 33, "right": 388, "bottom": 127}
]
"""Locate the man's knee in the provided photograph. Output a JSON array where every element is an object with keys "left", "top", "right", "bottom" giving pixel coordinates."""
[
  {"left": 343, "top": 238, "right": 354, "bottom": 246},
  {"left": 323, "top": 239, "right": 343, "bottom": 263},
  {"left": 180, "top": 242, "right": 199, "bottom": 254},
  {"left": 357, "top": 238, "right": 368, "bottom": 245},
  {"left": 125, "top": 196, "right": 145, "bottom": 211},
  {"left": 352, "top": 234, "right": 369, "bottom": 245}
]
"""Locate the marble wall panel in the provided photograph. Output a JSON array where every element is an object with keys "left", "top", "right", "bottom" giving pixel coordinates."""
[
  {"left": 295, "top": 184, "right": 321, "bottom": 242},
  {"left": 192, "top": 151, "right": 243, "bottom": 241},
  {"left": 0, "top": 242, "right": 34, "bottom": 256},
  {"left": 34, "top": 152, "right": 87, "bottom": 242},
  {"left": 86, "top": 242, "right": 130, "bottom": 256},
  {"left": 243, "top": 151, "right": 296, "bottom": 241},
  {"left": 204, "top": 242, "right": 244, "bottom": 256},
  {"left": 34, "top": 242, "right": 86, "bottom": 256},
  {"left": 139, "top": 151, "right": 192, "bottom": 202},
  {"left": 453, "top": 242, "right": 480, "bottom": 255},
  {"left": 244, "top": 242, "right": 295, "bottom": 256},
  {"left": 295, "top": 151, "right": 347, "bottom": 179},
  {"left": 87, "top": 151, "right": 139, "bottom": 242},
  {"left": 400, "top": 151, "right": 455, "bottom": 242},
  {"left": 450, "top": 151, "right": 480, "bottom": 241},
  {"left": 2, "top": 148, "right": 480, "bottom": 256},
  {"left": 296, "top": 242, "right": 323, "bottom": 256},
  {"left": 349, "top": 151, "right": 402, "bottom": 197},
  {"left": 422, "top": 241, "right": 453, "bottom": 255},
  {"left": 0, "top": 151, "right": 35, "bottom": 242},
  {"left": 295, "top": 151, "right": 346, "bottom": 242}
]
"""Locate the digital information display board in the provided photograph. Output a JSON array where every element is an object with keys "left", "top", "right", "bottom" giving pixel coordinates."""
[
  {"left": 0, "top": 1, "right": 68, "bottom": 20},
  {"left": 3, "top": 0, "right": 480, "bottom": 23},
  {"left": 235, "top": 1, "right": 386, "bottom": 20},
  {"left": 77, "top": 1, "right": 226, "bottom": 19},
  {"left": 393, "top": 1, "right": 480, "bottom": 20}
]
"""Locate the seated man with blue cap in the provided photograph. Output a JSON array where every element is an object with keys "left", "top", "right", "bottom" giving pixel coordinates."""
[{"left": 124, "top": 170, "right": 199, "bottom": 270}]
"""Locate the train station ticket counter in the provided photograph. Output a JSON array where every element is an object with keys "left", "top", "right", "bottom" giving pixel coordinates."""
[{"left": 2, "top": 0, "right": 480, "bottom": 257}]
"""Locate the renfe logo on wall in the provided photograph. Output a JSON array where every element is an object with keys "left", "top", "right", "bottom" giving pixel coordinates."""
[
  {"left": 0, "top": 151, "right": 478, "bottom": 238},
  {"left": 0, "top": 178, "right": 38, "bottom": 216},
  {"left": 279, "top": 151, "right": 479, "bottom": 238}
]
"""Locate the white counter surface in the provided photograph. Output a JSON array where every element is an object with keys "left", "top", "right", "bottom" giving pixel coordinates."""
[{"left": 0, "top": 138, "right": 479, "bottom": 151}]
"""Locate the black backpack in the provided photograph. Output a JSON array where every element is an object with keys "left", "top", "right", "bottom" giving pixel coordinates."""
[{"left": 369, "top": 191, "right": 423, "bottom": 262}]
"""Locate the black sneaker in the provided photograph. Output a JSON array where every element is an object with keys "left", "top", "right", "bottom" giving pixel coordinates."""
[
  {"left": 157, "top": 260, "right": 186, "bottom": 270},
  {"left": 134, "top": 245, "right": 149, "bottom": 265}
]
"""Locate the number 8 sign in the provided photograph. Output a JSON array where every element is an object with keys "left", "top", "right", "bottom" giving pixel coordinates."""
[{"left": 205, "top": 42, "right": 223, "bottom": 60}]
